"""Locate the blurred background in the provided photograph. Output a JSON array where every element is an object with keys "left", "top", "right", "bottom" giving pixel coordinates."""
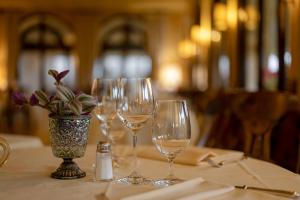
[{"left": 0, "top": 0, "right": 300, "bottom": 172}]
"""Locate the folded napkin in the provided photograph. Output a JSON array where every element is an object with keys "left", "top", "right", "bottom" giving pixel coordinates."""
[
  {"left": 137, "top": 146, "right": 243, "bottom": 166},
  {"left": 208, "top": 151, "right": 244, "bottom": 165},
  {"left": 177, "top": 186, "right": 235, "bottom": 200},
  {"left": 120, "top": 177, "right": 205, "bottom": 200},
  {"left": 121, "top": 177, "right": 235, "bottom": 200}
]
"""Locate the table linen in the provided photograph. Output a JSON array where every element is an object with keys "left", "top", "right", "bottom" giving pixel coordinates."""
[
  {"left": 0, "top": 133, "right": 43, "bottom": 150},
  {"left": 0, "top": 145, "right": 299, "bottom": 200}
]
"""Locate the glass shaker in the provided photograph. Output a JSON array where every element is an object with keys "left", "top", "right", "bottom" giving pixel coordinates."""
[{"left": 95, "top": 141, "right": 113, "bottom": 181}]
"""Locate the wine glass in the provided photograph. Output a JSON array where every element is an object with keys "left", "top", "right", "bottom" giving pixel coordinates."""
[
  {"left": 152, "top": 99, "right": 191, "bottom": 186},
  {"left": 91, "top": 78, "right": 121, "bottom": 149},
  {"left": 99, "top": 117, "right": 126, "bottom": 167},
  {"left": 117, "top": 78, "right": 154, "bottom": 185}
]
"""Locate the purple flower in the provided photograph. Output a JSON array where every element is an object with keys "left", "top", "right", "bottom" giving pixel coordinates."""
[
  {"left": 73, "top": 89, "right": 82, "bottom": 96},
  {"left": 29, "top": 94, "right": 39, "bottom": 106},
  {"left": 12, "top": 92, "right": 28, "bottom": 105},
  {"left": 48, "top": 69, "right": 69, "bottom": 83},
  {"left": 49, "top": 95, "right": 55, "bottom": 101},
  {"left": 56, "top": 70, "right": 69, "bottom": 83}
]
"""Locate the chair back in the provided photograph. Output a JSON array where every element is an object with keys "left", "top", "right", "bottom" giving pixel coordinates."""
[{"left": 232, "top": 92, "right": 287, "bottom": 160}]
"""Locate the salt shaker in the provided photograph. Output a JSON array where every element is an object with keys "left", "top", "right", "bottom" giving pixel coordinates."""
[{"left": 95, "top": 141, "right": 113, "bottom": 181}]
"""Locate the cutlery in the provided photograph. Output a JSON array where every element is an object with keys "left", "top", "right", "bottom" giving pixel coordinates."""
[{"left": 235, "top": 185, "right": 300, "bottom": 199}]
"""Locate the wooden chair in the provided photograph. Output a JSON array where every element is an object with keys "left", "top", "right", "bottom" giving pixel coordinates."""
[
  {"left": 270, "top": 107, "right": 300, "bottom": 173},
  {"left": 201, "top": 91, "right": 245, "bottom": 150},
  {"left": 232, "top": 92, "right": 287, "bottom": 161}
]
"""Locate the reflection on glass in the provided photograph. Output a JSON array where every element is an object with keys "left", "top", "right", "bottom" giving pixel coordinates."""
[
  {"left": 152, "top": 100, "right": 191, "bottom": 186},
  {"left": 117, "top": 78, "right": 154, "bottom": 185},
  {"left": 91, "top": 78, "right": 123, "bottom": 161}
]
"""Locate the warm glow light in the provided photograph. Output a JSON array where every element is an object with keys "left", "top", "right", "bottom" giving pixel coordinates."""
[
  {"left": 226, "top": 0, "right": 238, "bottom": 28},
  {"left": 245, "top": 5, "right": 259, "bottom": 30},
  {"left": 192, "top": 65, "right": 208, "bottom": 91},
  {"left": 214, "top": 3, "right": 227, "bottom": 31},
  {"left": 158, "top": 63, "right": 182, "bottom": 91},
  {"left": 177, "top": 39, "right": 196, "bottom": 58},
  {"left": 238, "top": 8, "right": 248, "bottom": 22},
  {"left": 0, "top": 69, "right": 7, "bottom": 90},
  {"left": 0, "top": 40, "right": 7, "bottom": 91},
  {"left": 191, "top": 25, "right": 211, "bottom": 46},
  {"left": 211, "top": 30, "right": 221, "bottom": 42}
]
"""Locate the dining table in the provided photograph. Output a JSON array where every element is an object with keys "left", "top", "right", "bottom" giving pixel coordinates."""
[
  {"left": 0, "top": 133, "right": 43, "bottom": 150},
  {"left": 0, "top": 144, "right": 300, "bottom": 200}
]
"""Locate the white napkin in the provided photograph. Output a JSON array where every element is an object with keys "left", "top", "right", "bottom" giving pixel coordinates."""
[
  {"left": 177, "top": 186, "right": 235, "bottom": 200},
  {"left": 207, "top": 151, "right": 244, "bottom": 165},
  {"left": 121, "top": 177, "right": 205, "bottom": 200},
  {"left": 121, "top": 177, "right": 235, "bottom": 200},
  {"left": 137, "top": 146, "right": 244, "bottom": 166},
  {"left": 137, "top": 146, "right": 216, "bottom": 166}
]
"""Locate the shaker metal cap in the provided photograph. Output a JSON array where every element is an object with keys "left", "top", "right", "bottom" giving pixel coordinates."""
[{"left": 97, "top": 141, "right": 111, "bottom": 153}]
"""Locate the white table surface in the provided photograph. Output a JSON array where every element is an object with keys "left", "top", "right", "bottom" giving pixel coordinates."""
[
  {"left": 0, "top": 133, "right": 43, "bottom": 150},
  {"left": 0, "top": 145, "right": 299, "bottom": 200}
]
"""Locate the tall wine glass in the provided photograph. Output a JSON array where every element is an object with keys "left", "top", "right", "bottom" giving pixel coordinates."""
[
  {"left": 91, "top": 78, "right": 119, "bottom": 144},
  {"left": 152, "top": 99, "right": 191, "bottom": 186},
  {"left": 117, "top": 78, "right": 154, "bottom": 185}
]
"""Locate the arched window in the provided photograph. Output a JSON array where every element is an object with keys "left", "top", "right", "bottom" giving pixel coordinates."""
[
  {"left": 93, "top": 18, "right": 151, "bottom": 79},
  {"left": 18, "top": 15, "right": 76, "bottom": 92}
]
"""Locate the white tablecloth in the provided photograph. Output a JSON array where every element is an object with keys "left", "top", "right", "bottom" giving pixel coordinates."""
[
  {"left": 0, "top": 133, "right": 43, "bottom": 150},
  {"left": 0, "top": 145, "right": 299, "bottom": 200}
]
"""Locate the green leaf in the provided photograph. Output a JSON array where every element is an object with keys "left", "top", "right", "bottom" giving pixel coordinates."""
[
  {"left": 77, "top": 94, "right": 96, "bottom": 113},
  {"left": 47, "top": 102, "right": 58, "bottom": 114},
  {"left": 56, "top": 85, "right": 75, "bottom": 102},
  {"left": 34, "top": 90, "right": 49, "bottom": 106},
  {"left": 82, "top": 104, "right": 96, "bottom": 113},
  {"left": 77, "top": 93, "right": 93, "bottom": 101},
  {"left": 77, "top": 94, "right": 96, "bottom": 104},
  {"left": 48, "top": 70, "right": 58, "bottom": 78},
  {"left": 68, "top": 99, "right": 82, "bottom": 116}
]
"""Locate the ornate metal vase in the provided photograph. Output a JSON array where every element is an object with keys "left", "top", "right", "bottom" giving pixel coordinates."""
[{"left": 49, "top": 115, "right": 91, "bottom": 179}]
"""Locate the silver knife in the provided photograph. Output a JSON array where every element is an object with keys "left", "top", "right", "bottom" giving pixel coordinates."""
[{"left": 235, "top": 185, "right": 300, "bottom": 199}]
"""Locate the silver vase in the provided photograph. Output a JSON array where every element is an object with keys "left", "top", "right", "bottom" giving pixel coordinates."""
[{"left": 49, "top": 115, "right": 91, "bottom": 179}]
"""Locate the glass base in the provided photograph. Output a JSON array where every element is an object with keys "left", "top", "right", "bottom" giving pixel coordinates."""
[
  {"left": 153, "top": 177, "right": 183, "bottom": 187},
  {"left": 116, "top": 171, "right": 152, "bottom": 185}
]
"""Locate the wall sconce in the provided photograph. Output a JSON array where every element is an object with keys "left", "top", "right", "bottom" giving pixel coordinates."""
[
  {"left": 226, "top": 0, "right": 238, "bottom": 29},
  {"left": 245, "top": 5, "right": 259, "bottom": 30},
  {"left": 178, "top": 39, "right": 197, "bottom": 58},
  {"left": 211, "top": 30, "right": 222, "bottom": 42},
  {"left": 214, "top": 2, "right": 259, "bottom": 31},
  {"left": 238, "top": 8, "right": 248, "bottom": 22},
  {"left": 214, "top": 3, "right": 227, "bottom": 31},
  {"left": 191, "top": 25, "right": 211, "bottom": 46}
]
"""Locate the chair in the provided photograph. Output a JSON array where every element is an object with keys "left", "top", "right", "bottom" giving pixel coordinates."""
[
  {"left": 233, "top": 92, "right": 287, "bottom": 161},
  {"left": 199, "top": 91, "right": 245, "bottom": 150},
  {"left": 270, "top": 106, "right": 300, "bottom": 173}
]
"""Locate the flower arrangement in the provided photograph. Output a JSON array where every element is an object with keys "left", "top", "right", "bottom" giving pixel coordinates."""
[{"left": 13, "top": 69, "right": 96, "bottom": 116}]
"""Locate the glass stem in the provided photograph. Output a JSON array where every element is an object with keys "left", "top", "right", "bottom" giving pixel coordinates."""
[
  {"left": 105, "top": 122, "right": 111, "bottom": 141},
  {"left": 132, "top": 132, "right": 138, "bottom": 174},
  {"left": 167, "top": 157, "right": 175, "bottom": 179}
]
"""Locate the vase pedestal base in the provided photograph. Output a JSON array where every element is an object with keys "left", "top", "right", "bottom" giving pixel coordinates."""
[{"left": 51, "top": 158, "right": 86, "bottom": 179}]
